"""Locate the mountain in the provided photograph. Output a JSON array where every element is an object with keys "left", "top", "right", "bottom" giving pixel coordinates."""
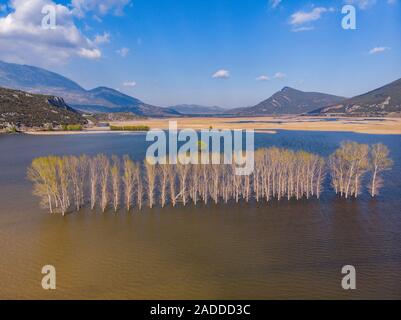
[
  {"left": 0, "top": 87, "right": 87, "bottom": 129},
  {"left": 168, "top": 104, "right": 226, "bottom": 115},
  {"left": 0, "top": 61, "right": 178, "bottom": 117},
  {"left": 230, "top": 87, "right": 346, "bottom": 115},
  {"left": 310, "top": 78, "right": 401, "bottom": 117},
  {"left": 74, "top": 86, "right": 180, "bottom": 116}
]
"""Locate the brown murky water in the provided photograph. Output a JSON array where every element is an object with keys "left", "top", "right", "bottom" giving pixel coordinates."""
[{"left": 0, "top": 132, "right": 400, "bottom": 299}]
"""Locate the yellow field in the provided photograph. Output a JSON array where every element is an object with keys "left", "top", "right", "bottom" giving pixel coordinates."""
[
  {"left": 24, "top": 116, "right": 401, "bottom": 135},
  {"left": 109, "top": 116, "right": 401, "bottom": 135}
]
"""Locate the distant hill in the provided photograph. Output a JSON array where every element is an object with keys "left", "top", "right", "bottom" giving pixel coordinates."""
[
  {"left": 74, "top": 86, "right": 180, "bottom": 116},
  {"left": 310, "top": 78, "right": 401, "bottom": 117},
  {"left": 0, "top": 61, "right": 178, "bottom": 117},
  {"left": 230, "top": 87, "right": 346, "bottom": 115},
  {"left": 0, "top": 87, "right": 87, "bottom": 129},
  {"left": 168, "top": 104, "right": 226, "bottom": 115},
  {"left": 90, "top": 112, "right": 146, "bottom": 123}
]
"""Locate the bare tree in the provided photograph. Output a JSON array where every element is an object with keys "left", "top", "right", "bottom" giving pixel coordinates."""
[
  {"left": 330, "top": 142, "right": 370, "bottom": 198},
  {"left": 122, "top": 155, "right": 136, "bottom": 211},
  {"left": 167, "top": 164, "right": 177, "bottom": 207},
  {"left": 89, "top": 156, "right": 99, "bottom": 210},
  {"left": 55, "top": 157, "right": 70, "bottom": 216},
  {"left": 27, "top": 156, "right": 58, "bottom": 214},
  {"left": 157, "top": 158, "right": 169, "bottom": 208},
  {"left": 110, "top": 155, "right": 121, "bottom": 212},
  {"left": 98, "top": 155, "right": 110, "bottom": 212},
  {"left": 28, "top": 143, "right": 392, "bottom": 215},
  {"left": 177, "top": 161, "right": 189, "bottom": 206},
  {"left": 189, "top": 164, "right": 200, "bottom": 205},
  {"left": 135, "top": 163, "right": 143, "bottom": 210},
  {"left": 66, "top": 155, "right": 88, "bottom": 211},
  {"left": 144, "top": 158, "right": 157, "bottom": 208},
  {"left": 369, "top": 143, "right": 393, "bottom": 197}
]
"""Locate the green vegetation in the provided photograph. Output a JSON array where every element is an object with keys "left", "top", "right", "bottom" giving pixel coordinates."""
[
  {"left": 0, "top": 87, "right": 87, "bottom": 130},
  {"left": 110, "top": 125, "right": 150, "bottom": 131},
  {"left": 88, "top": 112, "right": 147, "bottom": 122},
  {"left": 62, "top": 124, "right": 83, "bottom": 131},
  {"left": 3, "top": 126, "right": 18, "bottom": 133}
]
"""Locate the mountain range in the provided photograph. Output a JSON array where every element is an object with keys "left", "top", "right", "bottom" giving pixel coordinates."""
[
  {"left": 229, "top": 87, "right": 346, "bottom": 115},
  {"left": 168, "top": 104, "right": 226, "bottom": 115},
  {"left": 310, "top": 78, "right": 401, "bottom": 117},
  {"left": 0, "top": 87, "right": 86, "bottom": 129},
  {"left": 0, "top": 60, "right": 400, "bottom": 118},
  {"left": 0, "top": 61, "right": 178, "bottom": 117}
]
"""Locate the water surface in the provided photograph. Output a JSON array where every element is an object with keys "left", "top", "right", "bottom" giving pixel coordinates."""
[{"left": 0, "top": 131, "right": 400, "bottom": 299}]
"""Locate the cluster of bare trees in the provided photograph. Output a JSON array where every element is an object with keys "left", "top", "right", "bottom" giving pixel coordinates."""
[
  {"left": 329, "top": 142, "right": 392, "bottom": 198},
  {"left": 27, "top": 142, "right": 392, "bottom": 215}
]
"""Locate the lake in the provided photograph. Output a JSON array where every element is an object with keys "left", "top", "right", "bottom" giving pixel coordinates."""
[{"left": 0, "top": 130, "right": 400, "bottom": 299}]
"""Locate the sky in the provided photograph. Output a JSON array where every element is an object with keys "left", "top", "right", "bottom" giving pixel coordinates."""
[{"left": 0, "top": 0, "right": 400, "bottom": 108}]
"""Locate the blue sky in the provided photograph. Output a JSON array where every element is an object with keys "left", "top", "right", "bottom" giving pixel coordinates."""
[{"left": 0, "top": 0, "right": 400, "bottom": 108}]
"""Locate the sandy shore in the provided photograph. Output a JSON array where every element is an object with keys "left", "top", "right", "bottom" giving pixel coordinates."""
[
  {"left": 22, "top": 116, "right": 401, "bottom": 135},
  {"left": 23, "top": 128, "right": 148, "bottom": 135}
]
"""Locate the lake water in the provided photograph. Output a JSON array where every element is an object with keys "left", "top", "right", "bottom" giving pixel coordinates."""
[{"left": 0, "top": 130, "right": 400, "bottom": 299}]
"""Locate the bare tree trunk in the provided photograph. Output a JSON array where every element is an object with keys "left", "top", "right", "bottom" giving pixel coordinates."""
[
  {"left": 168, "top": 165, "right": 177, "bottom": 207},
  {"left": 371, "top": 165, "right": 378, "bottom": 197},
  {"left": 98, "top": 155, "right": 110, "bottom": 213},
  {"left": 144, "top": 160, "right": 156, "bottom": 208},
  {"left": 111, "top": 156, "right": 121, "bottom": 212}
]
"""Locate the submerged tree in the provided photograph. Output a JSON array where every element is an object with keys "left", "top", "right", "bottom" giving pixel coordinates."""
[
  {"left": 89, "top": 156, "right": 99, "bottom": 210},
  {"left": 157, "top": 158, "right": 169, "bottom": 208},
  {"left": 329, "top": 141, "right": 370, "bottom": 198},
  {"left": 27, "top": 141, "right": 392, "bottom": 215},
  {"left": 27, "top": 156, "right": 58, "bottom": 214},
  {"left": 122, "top": 155, "right": 136, "bottom": 211},
  {"left": 369, "top": 143, "right": 393, "bottom": 197},
  {"left": 144, "top": 158, "right": 156, "bottom": 208},
  {"left": 110, "top": 155, "right": 121, "bottom": 212},
  {"left": 67, "top": 155, "right": 88, "bottom": 211},
  {"left": 98, "top": 154, "right": 110, "bottom": 213}
]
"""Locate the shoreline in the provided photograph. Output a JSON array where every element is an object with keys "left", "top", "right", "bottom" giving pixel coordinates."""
[
  {"left": 23, "top": 129, "right": 148, "bottom": 135},
  {"left": 4, "top": 116, "right": 401, "bottom": 135}
]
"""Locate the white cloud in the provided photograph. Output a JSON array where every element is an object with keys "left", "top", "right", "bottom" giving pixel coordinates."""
[
  {"left": 269, "top": 0, "right": 282, "bottom": 9},
  {"left": 94, "top": 31, "right": 110, "bottom": 44},
  {"left": 117, "top": 47, "right": 130, "bottom": 57},
  {"left": 71, "top": 0, "right": 131, "bottom": 17},
  {"left": 274, "top": 72, "right": 286, "bottom": 79},
  {"left": 212, "top": 69, "right": 230, "bottom": 79},
  {"left": 290, "top": 7, "right": 334, "bottom": 25},
  {"left": 256, "top": 75, "right": 270, "bottom": 81},
  {"left": 344, "top": 0, "right": 377, "bottom": 10},
  {"left": 345, "top": 0, "right": 397, "bottom": 8},
  {"left": 0, "top": 0, "right": 102, "bottom": 65},
  {"left": 369, "top": 47, "right": 391, "bottom": 54},
  {"left": 123, "top": 81, "right": 136, "bottom": 87},
  {"left": 291, "top": 26, "right": 315, "bottom": 32},
  {"left": 79, "top": 48, "right": 101, "bottom": 58}
]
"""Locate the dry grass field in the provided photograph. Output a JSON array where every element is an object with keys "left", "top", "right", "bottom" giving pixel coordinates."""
[
  {"left": 25, "top": 116, "right": 401, "bottom": 135},
  {"left": 110, "top": 116, "right": 401, "bottom": 135}
]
